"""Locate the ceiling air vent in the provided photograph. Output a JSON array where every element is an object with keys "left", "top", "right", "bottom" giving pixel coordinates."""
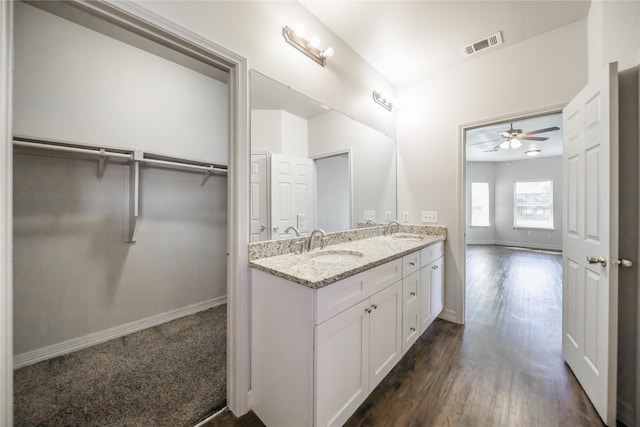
[{"left": 462, "top": 31, "right": 504, "bottom": 57}]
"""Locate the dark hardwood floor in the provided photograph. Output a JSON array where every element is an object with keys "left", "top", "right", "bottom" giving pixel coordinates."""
[{"left": 209, "top": 245, "right": 605, "bottom": 427}]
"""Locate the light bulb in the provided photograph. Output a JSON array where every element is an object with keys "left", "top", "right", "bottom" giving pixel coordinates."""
[
  {"left": 309, "top": 36, "right": 320, "bottom": 48},
  {"left": 525, "top": 149, "right": 541, "bottom": 157},
  {"left": 510, "top": 138, "right": 521, "bottom": 149},
  {"left": 293, "top": 25, "right": 306, "bottom": 38},
  {"left": 321, "top": 47, "right": 334, "bottom": 58},
  {"left": 499, "top": 140, "right": 510, "bottom": 150}
]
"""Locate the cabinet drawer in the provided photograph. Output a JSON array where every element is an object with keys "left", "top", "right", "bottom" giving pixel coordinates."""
[
  {"left": 370, "top": 258, "right": 402, "bottom": 294},
  {"left": 402, "top": 270, "right": 420, "bottom": 307},
  {"left": 402, "top": 251, "right": 420, "bottom": 277},
  {"left": 316, "top": 271, "right": 371, "bottom": 325},
  {"left": 420, "top": 241, "right": 444, "bottom": 266},
  {"left": 402, "top": 303, "right": 420, "bottom": 355}
]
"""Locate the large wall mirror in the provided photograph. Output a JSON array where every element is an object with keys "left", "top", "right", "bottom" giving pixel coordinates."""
[{"left": 250, "top": 70, "right": 397, "bottom": 242}]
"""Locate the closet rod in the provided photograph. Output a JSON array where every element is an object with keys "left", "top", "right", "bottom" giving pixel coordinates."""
[
  {"left": 13, "top": 140, "right": 132, "bottom": 160},
  {"left": 12, "top": 137, "right": 228, "bottom": 174}
]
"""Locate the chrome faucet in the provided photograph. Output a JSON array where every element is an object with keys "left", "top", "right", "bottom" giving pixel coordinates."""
[
  {"left": 308, "top": 229, "right": 327, "bottom": 251},
  {"left": 385, "top": 220, "right": 401, "bottom": 236},
  {"left": 284, "top": 226, "right": 301, "bottom": 237}
]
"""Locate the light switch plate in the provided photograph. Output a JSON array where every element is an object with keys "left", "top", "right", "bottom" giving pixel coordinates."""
[
  {"left": 364, "top": 210, "right": 376, "bottom": 221},
  {"left": 402, "top": 211, "right": 409, "bottom": 222},
  {"left": 385, "top": 211, "right": 392, "bottom": 221},
  {"left": 421, "top": 211, "right": 438, "bottom": 223}
]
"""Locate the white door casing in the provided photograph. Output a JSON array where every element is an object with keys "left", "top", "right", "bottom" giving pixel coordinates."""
[
  {"left": 562, "top": 62, "right": 619, "bottom": 426},
  {"left": 250, "top": 153, "right": 268, "bottom": 242},
  {"left": 270, "top": 153, "right": 314, "bottom": 239}
]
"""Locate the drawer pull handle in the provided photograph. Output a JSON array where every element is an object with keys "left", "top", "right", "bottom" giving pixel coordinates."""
[
  {"left": 409, "top": 262, "right": 415, "bottom": 266},
  {"left": 365, "top": 307, "right": 372, "bottom": 313},
  {"left": 410, "top": 291, "right": 416, "bottom": 296},
  {"left": 371, "top": 304, "right": 378, "bottom": 310},
  {"left": 432, "top": 265, "right": 438, "bottom": 270},
  {"left": 410, "top": 327, "right": 416, "bottom": 332}
]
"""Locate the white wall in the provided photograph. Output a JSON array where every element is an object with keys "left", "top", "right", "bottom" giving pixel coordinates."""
[
  {"left": 397, "top": 20, "right": 588, "bottom": 322},
  {"left": 308, "top": 110, "right": 396, "bottom": 224},
  {"left": 588, "top": 1, "right": 640, "bottom": 80},
  {"left": 142, "top": 0, "right": 396, "bottom": 139},
  {"left": 494, "top": 157, "right": 563, "bottom": 251},
  {"left": 13, "top": 3, "right": 228, "bottom": 354},
  {"left": 251, "top": 110, "right": 308, "bottom": 157},
  {"left": 14, "top": 2, "right": 228, "bottom": 164},
  {"left": 466, "top": 162, "right": 495, "bottom": 244}
]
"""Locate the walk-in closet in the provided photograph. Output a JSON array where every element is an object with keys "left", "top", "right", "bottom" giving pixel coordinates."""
[{"left": 12, "top": 2, "right": 230, "bottom": 425}]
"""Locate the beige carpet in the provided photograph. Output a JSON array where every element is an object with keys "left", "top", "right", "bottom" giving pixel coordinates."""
[{"left": 14, "top": 305, "right": 227, "bottom": 427}]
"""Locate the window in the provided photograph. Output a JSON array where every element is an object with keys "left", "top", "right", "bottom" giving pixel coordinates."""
[
  {"left": 471, "top": 182, "right": 490, "bottom": 226},
  {"left": 514, "top": 180, "right": 553, "bottom": 229}
]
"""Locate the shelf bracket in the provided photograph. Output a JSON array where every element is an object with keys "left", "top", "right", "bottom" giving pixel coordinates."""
[
  {"left": 97, "top": 148, "right": 106, "bottom": 180},
  {"left": 125, "top": 150, "right": 143, "bottom": 243},
  {"left": 201, "top": 166, "right": 213, "bottom": 186}
]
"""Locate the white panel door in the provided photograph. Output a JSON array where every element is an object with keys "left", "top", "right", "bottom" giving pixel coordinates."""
[
  {"left": 270, "top": 153, "right": 314, "bottom": 239},
  {"left": 250, "top": 154, "right": 268, "bottom": 242},
  {"left": 315, "top": 300, "right": 370, "bottom": 427},
  {"left": 369, "top": 281, "right": 402, "bottom": 390},
  {"left": 562, "top": 62, "right": 619, "bottom": 426}
]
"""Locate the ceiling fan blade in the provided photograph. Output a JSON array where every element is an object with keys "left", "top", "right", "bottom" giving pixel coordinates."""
[
  {"left": 468, "top": 137, "right": 502, "bottom": 147},
  {"left": 522, "top": 126, "right": 560, "bottom": 136},
  {"left": 483, "top": 148, "right": 499, "bottom": 152},
  {"left": 520, "top": 136, "right": 549, "bottom": 141}
]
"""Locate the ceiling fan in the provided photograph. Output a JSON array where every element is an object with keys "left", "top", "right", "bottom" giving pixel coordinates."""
[{"left": 469, "top": 123, "right": 560, "bottom": 152}]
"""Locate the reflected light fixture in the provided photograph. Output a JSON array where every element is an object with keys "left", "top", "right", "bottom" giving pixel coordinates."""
[
  {"left": 500, "top": 138, "right": 521, "bottom": 150},
  {"left": 525, "top": 149, "right": 541, "bottom": 157},
  {"left": 372, "top": 91, "right": 394, "bottom": 111},
  {"left": 283, "top": 25, "right": 334, "bottom": 67}
]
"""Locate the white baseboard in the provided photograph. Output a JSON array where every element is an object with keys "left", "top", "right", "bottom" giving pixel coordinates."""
[
  {"left": 494, "top": 240, "right": 562, "bottom": 251},
  {"left": 438, "top": 308, "right": 459, "bottom": 323},
  {"left": 14, "top": 296, "right": 227, "bottom": 369},
  {"left": 617, "top": 399, "right": 634, "bottom": 427},
  {"left": 466, "top": 240, "right": 496, "bottom": 245}
]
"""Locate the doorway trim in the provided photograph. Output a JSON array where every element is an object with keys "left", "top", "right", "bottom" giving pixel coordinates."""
[
  {"left": 456, "top": 103, "right": 565, "bottom": 325},
  {"left": 0, "top": 1, "right": 250, "bottom": 423}
]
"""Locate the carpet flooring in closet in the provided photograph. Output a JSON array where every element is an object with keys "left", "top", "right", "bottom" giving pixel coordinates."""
[{"left": 14, "top": 304, "right": 227, "bottom": 427}]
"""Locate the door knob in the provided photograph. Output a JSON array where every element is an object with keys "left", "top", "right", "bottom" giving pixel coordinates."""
[
  {"left": 260, "top": 225, "right": 266, "bottom": 231},
  {"left": 586, "top": 256, "right": 607, "bottom": 267},
  {"left": 612, "top": 259, "right": 633, "bottom": 268}
]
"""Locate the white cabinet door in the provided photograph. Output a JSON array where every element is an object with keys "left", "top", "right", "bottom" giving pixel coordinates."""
[
  {"left": 369, "top": 281, "right": 402, "bottom": 389},
  {"left": 402, "top": 270, "right": 420, "bottom": 355},
  {"left": 431, "top": 257, "right": 444, "bottom": 318},
  {"left": 419, "top": 264, "right": 434, "bottom": 334},
  {"left": 316, "top": 300, "right": 370, "bottom": 427}
]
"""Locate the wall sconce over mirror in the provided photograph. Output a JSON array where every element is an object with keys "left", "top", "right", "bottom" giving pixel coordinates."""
[
  {"left": 372, "top": 91, "right": 394, "bottom": 111},
  {"left": 282, "top": 25, "right": 334, "bottom": 67}
]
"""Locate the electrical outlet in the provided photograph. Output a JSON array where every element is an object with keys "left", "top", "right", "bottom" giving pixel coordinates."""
[
  {"left": 385, "top": 211, "right": 392, "bottom": 221},
  {"left": 402, "top": 211, "right": 409, "bottom": 222},
  {"left": 364, "top": 210, "right": 376, "bottom": 221},
  {"left": 421, "top": 211, "right": 438, "bottom": 223},
  {"left": 527, "top": 231, "right": 533, "bottom": 236}
]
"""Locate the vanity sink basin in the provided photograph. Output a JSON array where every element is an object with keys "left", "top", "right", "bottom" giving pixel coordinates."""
[{"left": 311, "top": 250, "right": 364, "bottom": 264}]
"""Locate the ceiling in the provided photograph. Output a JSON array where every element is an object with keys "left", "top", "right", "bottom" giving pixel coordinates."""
[
  {"left": 301, "top": 1, "right": 590, "bottom": 87},
  {"left": 465, "top": 113, "right": 562, "bottom": 162}
]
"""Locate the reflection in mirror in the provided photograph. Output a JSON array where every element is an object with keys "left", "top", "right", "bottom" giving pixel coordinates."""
[{"left": 250, "top": 70, "right": 397, "bottom": 242}]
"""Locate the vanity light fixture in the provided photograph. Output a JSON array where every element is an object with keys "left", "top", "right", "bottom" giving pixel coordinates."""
[
  {"left": 372, "top": 91, "right": 394, "bottom": 111},
  {"left": 525, "top": 149, "right": 541, "bottom": 157},
  {"left": 282, "top": 25, "right": 334, "bottom": 67}
]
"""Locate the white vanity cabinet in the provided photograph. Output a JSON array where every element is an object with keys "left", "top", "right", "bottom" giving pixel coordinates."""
[
  {"left": 251, "top": 258, "right": 403, "bottom": 427},
  {"left": 419, "top": 241, "right": 444, "bottom": 333}
]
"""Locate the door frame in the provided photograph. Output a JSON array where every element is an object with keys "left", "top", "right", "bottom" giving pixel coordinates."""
[
  {"left": 0, "top": 1, "right": 250, "bottom": 424},
  {"left": 456, "top": 104, "right": 565, "bottom": 325}
]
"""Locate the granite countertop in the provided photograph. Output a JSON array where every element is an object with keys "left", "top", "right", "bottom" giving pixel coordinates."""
[{"left": 249, "top": 234, "right": 445, "bottom": 289}]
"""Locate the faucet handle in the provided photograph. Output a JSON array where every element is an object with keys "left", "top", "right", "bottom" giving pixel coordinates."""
[{"left": 321, "top": 237, "right": 329, "bottom": 250}]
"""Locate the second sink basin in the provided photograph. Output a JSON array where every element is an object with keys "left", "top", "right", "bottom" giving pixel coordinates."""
[{"left": 311, "top": 250, "right": 364, "bottom": 264}]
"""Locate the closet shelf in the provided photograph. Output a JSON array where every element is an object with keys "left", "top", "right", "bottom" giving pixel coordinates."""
[{"left": 14, "top": 135, "right": 227, "bottom": 243}]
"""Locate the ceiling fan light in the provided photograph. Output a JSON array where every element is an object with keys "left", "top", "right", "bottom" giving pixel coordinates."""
[
  {"left": 499, "top": 140, "right": 510, "bottom": 150},
  {"left": 510, "top": 138, "right": 522, "bottom": 149},
  {"left": 525, "top": 149, "right": 541, "bottom": 157}
]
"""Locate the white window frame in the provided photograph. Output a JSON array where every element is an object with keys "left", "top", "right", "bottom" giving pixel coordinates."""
[
  {"left": 470, "top": 182, "right": 490, "bottom": 227},
  {"left": 513, "top": 179, "right": 554, "bottom": 230}
]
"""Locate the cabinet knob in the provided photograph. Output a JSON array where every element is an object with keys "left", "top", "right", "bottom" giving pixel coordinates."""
[
  {"left": 410, "top": 327, "right": 416, "bottom": 332},
  {"left": 409, "top": 262, "right": 415, "bottom": 266},
  {"left": 371, "top": 304, "right": 378, "bottom": 310},
  {"left": 410, "top": 291, "right": 416, "bottom": 296},
  {"left": 432, "top": 265, "right": 438, "bottom": 270},
  {"left": 365, "top": 307, "right": 372, "bottom": 313}
]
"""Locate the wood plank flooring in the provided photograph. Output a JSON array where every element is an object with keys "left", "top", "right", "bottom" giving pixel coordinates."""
[{"left": 210, "top": 245, "right": 605, "bottom": 427}]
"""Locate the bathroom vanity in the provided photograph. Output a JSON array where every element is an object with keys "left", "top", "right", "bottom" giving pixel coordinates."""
[{"left": 250, "top": 231, "right": 445, "bottom": 427}]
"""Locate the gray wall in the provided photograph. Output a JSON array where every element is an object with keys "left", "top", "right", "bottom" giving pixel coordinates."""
[
  {"left": 315, "top": 153, "right": 350, "bottom": 233},
  {"left": 467, "top": 156, "right": 563, "bottom": 251},
  {"left": 13, "top": 3, "right": 228, "bottom": 354}
]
